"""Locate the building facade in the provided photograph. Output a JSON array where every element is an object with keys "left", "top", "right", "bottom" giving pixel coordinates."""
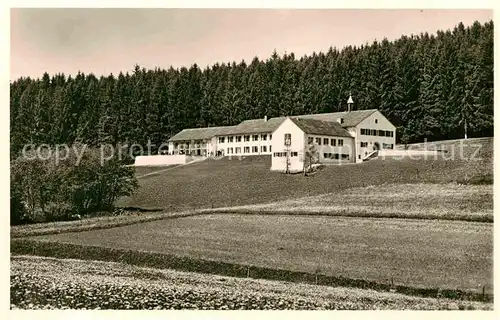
[{"left": 167, "top": 97, "right": 396, "bottom": 171}]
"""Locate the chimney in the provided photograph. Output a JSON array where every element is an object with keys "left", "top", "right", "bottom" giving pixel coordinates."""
[
  {"left": 264, "top": 115, "right": 268, "bottom": 121},
  {"left": 347, "top": 94, "right": 354, "bottom": 113}
]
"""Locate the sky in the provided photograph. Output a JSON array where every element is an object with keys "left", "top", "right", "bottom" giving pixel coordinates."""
[{"left": 10, "top": 8, "right": 493, "bottom": 80}]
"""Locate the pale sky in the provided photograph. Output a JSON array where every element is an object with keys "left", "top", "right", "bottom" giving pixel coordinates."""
[{"left": 10, "top": 8, "right": 493, "bottom": 80}]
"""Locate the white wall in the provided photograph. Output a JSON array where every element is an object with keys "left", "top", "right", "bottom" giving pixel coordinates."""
[
  {"left": 214, "top": 133, "right": 273, "bottom": 156},
  {"left": 271, "top": 118, "right": 306, "bottom": 172},
  {"left": 352, "top": 110, "right": 396, "bottom": 162},
  {"left": 135, "top": 154, "right": 188, "bottom": 166}
]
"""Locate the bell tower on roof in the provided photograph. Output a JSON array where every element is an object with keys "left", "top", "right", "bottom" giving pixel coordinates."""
[{"left": 347, "top": 93, "right": 354, "bottom": 112}]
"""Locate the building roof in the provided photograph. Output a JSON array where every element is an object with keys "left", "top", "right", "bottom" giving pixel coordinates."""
[
  {"left": 224, "top": 117, "right": 286, "bottom": 135},
  {"left": 289, "top": 117, "right": 353, "bottom": 138},
  {"left": 168, "top": 126, "right": 236, "bottom": 142},
  {"left": 168, "top": 109, "right": 378, "bottom": 141},
  {"left": 295, "top": 109, "right": 378, "bottom": 127}
]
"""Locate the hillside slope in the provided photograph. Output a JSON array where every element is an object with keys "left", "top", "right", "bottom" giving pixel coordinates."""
[{"left": 117, "top": 138, "right": 492, "bottom": 211}]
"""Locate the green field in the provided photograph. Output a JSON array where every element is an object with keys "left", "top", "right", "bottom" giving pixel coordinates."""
[
  {"left": 10, "top": 255, "right": 492, "bottom": 310},
  {"left": 219, "top": 183, "right": 493, "bottom": 222},
  {"left": 118, "top": 138, "right": 492, "bottom": 211},
  {"left": 32, "top": 214, "right": 493, "bottom": 294}
]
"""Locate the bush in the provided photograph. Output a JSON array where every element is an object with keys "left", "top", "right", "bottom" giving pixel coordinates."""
[{"left": 10, "top": 144, "right": 138, "bottom": 225}]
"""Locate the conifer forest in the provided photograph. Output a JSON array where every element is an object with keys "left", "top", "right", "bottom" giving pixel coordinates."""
[{"left": 10, "top": 21, "right": 493, "bottom": 157}]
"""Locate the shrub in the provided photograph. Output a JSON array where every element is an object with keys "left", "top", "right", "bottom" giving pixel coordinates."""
[{"left": 10, "top": 144, "right": 138, "bottom": 225}]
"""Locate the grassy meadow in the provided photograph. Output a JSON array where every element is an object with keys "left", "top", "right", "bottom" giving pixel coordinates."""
[
  {"left": 11, "top": 138, "right": 494, "bottom": 309},
  {"left": 118, "top": 138, "right": 492, "bottom": 211}
]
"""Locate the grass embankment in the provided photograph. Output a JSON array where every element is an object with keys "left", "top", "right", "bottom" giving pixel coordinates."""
[
  {"left": 10, "top": 210, "right": 201, "bottom": 239},
  {"left": 215, "top": 183, "right": 493, "bottom": 222},
  {"left": 118, "top": 138, "right": 492, "bottom": 211},
  {"left": 21, "top": 214, "right": 492, "bottom": 298},
  {"left": 133, "top": 165, "right": 181, "bottom": 178},
  {"left": 10, "top": 256, "right": 493, "bottom": 310}
]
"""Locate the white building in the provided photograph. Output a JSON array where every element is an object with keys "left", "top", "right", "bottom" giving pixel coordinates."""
[
  {"left": 167, "top": 96, "right": 396, "bottom": 171},
  {"left": 271, "top": 117, "right": 355, "bottom": 172}
]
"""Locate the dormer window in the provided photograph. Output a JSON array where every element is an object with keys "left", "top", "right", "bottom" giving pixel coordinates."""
[{"left": 340, "top": 118, "right": 344, "bottom": 124}]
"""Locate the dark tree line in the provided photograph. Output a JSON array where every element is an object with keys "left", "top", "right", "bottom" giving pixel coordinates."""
[{"left": 10, "top": 21, "right": 493, "bottom": 157}]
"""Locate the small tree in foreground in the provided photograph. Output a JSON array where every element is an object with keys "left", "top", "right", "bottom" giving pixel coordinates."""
[{"left": 303, "top": 144, "right": 318, "bottom": 176}]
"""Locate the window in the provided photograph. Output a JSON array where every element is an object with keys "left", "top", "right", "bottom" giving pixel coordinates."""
[
  {"left": 244, "top": 135, "right": 250, "bottom": 142},
  {"left": 285, "top": 133, "right": 291, "bottom": 146},
  {"left": 360, "top": 129, "right": 365, "bottom": 135},
  {"left": 383, "top": 143, "right": 394, "bottom": 150},
  {"left": 358, "top": 155, "right": 361, "bottom": 159},
  {"left": 375, "top": 119, "right": 378, "bottom": 124},
  {"left": 341, "top": 154, "right": 349, "bottom": 160},
  {"left": 219, "top": 137, "right": 225, "bottom": 143},
  {"left": 378, "top": 130, "right": 385, "bottom": 137},
  {"left": 325, "top": 153, "right": 341, "bottom": 160},
  {"left": 340, "top": 118, "right": 344, "bottom": 124},
  {"left": 261, "top": 134, "right": 267, "bottom": 141},
  {"left": 360, "top": 142, "right": 368, "bottom": 148},
  {"left": 229, "top": 136, "right": 235, "bottom": 143},
  {"left": 227, "top": 147, "right": 233, "bottom": 154},
  {"left": 308, "top": 137, "right": 314, "bottom": 145},
  {"left": 252, "top": 146, "right": 258, "bottom": 153},
  {"left": 323, "top": 138, "right": 329, "bottom": 145},
  {"left": 331, "top": 139, "right": 336, "bottom": 146},
  {"left": 235, "top": 147, "right": 241, "bottom": 154},
  {"left": 338, "top": 139, "right": 344, "bottom": 146},
  {"left": 372, "top": 129, "right": 377, "bottom": 136},
  {"left": 291, "top": 152, "right": 298, "bottom": 157},
  {"left": 270, "top": 134, "right": 272, "bottom": 140},
  {"left": 269, "top": 146, "right": 272, "bottom": 152},
  {"left": 236, "top": 136, "right": 242, "bottom": 142},
  {"left": 273, "top": 152, "right": 287, "bottom": 157},
  {"left": 253, "top": 135, "right": 259, "bottom": 141},
  {"left": 390, "top": 131, "right": 394, "bottom": 137},
  {"left": 244, "top": 146, "right": 250, "bottom": 153},
  {"left": 315, "top": 137, "right": 321, "bottom": 145},
  {"left": 261, "top": 146, "right": 267, "bottom": 152}
]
